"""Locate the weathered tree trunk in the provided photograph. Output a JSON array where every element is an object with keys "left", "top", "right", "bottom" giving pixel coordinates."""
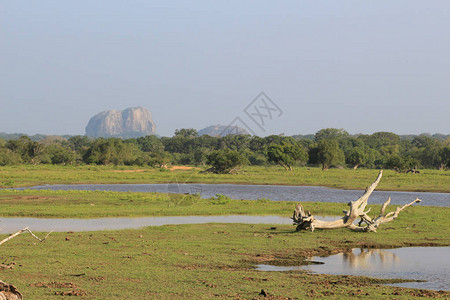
[
  {"left": 0, "top": 228, "right": 52, "bottom": 299},
  {"left": 292, "top": 170, "right": 421, "bottom": 232},
  {"left": 0, "top": 227, "right": 52, "bottom": 246},
  {"left": 0, "top": 280, "right": 22, "bottom": 300}
]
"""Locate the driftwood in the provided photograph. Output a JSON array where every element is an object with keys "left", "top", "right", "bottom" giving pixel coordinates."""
[
  {"left": 0, "top": 228, "right": 52, "bottom": 299},
  {"left": 0, "top": 280, "right": 22, "bottom": 300},
  {"left": 292, "top": 170, "right": 421, "bottom": 232},
  {"left": 0, "top": 227, "right": 52, "bottom": 246}
]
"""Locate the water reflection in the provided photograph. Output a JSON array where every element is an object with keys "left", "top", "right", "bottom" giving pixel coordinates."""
[
  {"left": 341, "top": 248, "right": 398, "bottom": 269},
  {"left": 258, "top": 247, "right": 450, "bottom": 291},
  {"left": 304, "top": 247, "right": 450, "bottom": 291}
]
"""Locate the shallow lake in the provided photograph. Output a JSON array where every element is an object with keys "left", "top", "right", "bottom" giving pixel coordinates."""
[
  {"left": 257, "top": 247, "right": 450, "bottom": 291},
  {"left": 0, "top": 215, "right": 339, "bottom": 234},
  {"left": 19, "top": 183, "right": 449, "bottom": 206}
]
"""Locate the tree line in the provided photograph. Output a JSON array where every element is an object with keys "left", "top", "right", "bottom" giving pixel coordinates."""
[{"left": 0, "top": 128, "right": 449, "bottom": 173}]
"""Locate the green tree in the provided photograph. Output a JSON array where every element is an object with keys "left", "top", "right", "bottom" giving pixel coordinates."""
[
  {"left": 385, "top": 154, "right": 409, "bottom": 172},
  {"left": 6, "top": 136, "right": 44, "bottom": 164},
  {"left": 174, "top": 128, "right": 198, "bottom": 138},
  {"left": 266, "top": 142, "right": 308, "bottom": 170},
  {"left": 439, "top": 146, "right": 450, "bottom": 170},
  {"left": 346, "top": 146, "right": 367, "bottom": 170},
  {"left": 217, "top": 135, "right": 251, "bottom": 151},
  {"left": 317, "top": 139, "right": 345, "bottom": 170},
  {"left": 314, "top": 128, "right": 349, "bottom": 142},
  {"left": 83, "top": 138, "right": 142, "bottom": 165},
  {"left": 42, "top": 144, "right": 76, "bottom": 165},
  {"left": 136, "top": 135, "right": 165, "bottom": 153},
  {"left": 206, "top": 149, "right": 248, "bottom": 174},
  {"left": 0, "top": 147, "right": 22, "bottom": 165}
]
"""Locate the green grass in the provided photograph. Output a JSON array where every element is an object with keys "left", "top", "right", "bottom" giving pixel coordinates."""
[
  {"left": 1, "top": 165, "right": 449, "bottom": 192},
  {"left": 0, "top": 188, "right": 350, "bottom": 218},
  {"left": 1, "top": 165, "right": 449, "bottom": 298},
  {"left": 1, "top": 214, "right": 449, "bottom": 299}
]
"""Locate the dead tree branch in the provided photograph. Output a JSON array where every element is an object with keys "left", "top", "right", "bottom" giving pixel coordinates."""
[
  {"left": 292, "top": 170, "right": 421, "bottom": 232},
  {"left": 0, "top": 280, "right": 22, "bottom": 300},
  {"left": 0, "top": 227, "right": 52, "bottom": 246},
  {"left": 0, "top": 228, "right": 52, "bottom": 299}
]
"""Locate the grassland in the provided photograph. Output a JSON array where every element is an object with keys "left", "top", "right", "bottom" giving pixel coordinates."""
[
  {"left": 0, "top": 165, "right": 449, "bottom": 192},
  {"left": 1, "top": 165, "right": 449, "bottom": 298},
  {"left": 0, "top": 188, "right": 341, "bottom": 218},
  {"left": 1, "top": 210, "right": 450, "bottom": 299}
]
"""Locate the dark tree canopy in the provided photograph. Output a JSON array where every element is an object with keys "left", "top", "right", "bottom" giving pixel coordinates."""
[
  {"left": 317, "top": 139, "right": 345, "bottom": 170},
  {"left": 206, "top": 149, "right": 248, "bottom": 174},
  {"left": 0, "top": 129, "right": 448, "bottom": 171},
  {"left": 266, "top": 142, "right": 308, "bottom": 170}
]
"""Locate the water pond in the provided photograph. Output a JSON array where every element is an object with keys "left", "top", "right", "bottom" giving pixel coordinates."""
[
  {"left": 257, "top": 247, "right": 450, "bottom": 291},
  {"left": 19, "top": 183, "right": 450, "bottom": 207},
  {"left": 0, "top": 215, "right": 339, "bottom": 234}
]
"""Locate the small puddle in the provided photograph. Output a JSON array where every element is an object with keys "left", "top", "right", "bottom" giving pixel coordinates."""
[
  {"left": 0, "top": 215, "right": 338, "bottom": 234},
  {"left": 256, "top": 265, "right": 303, "bottom": 272},
  {"left": 257, "top": 247, "right": 450, "bottom": 291}
]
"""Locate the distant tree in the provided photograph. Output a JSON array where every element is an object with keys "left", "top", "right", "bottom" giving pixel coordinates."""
[
  {"left": 384, "top": 154, "right": 409, "bottom": 173},
  {"left": 359, "top": 132, "right": 400, "bottom": 150},
  {"left": 83, "top": 138, "right": 142, "bottom": 165},
  {"left": 314, "top": 128, "right": 349, "bottom": 142},
  {"left": 161, "top": 136, "right": 188, "bottom": 154},
  {"left": 206, "top": 149, "right": 248, "bottom": 174},
  {"left": 192, "top": 148, "right": 210, "bottom": 166},
  {"left": 317, "top": 139, "right": 345, "bottom": 170},
  {"left": 249, "top": 136, "right": 266, "bottom": 153},
  {"left": 264, "top": 135, "right": 296, "bottom": 145},
  {"left": 217, "top": 135, "right": 251, "bottom": 151},
  {"left": 0, "top": 147, "right": 22, "bottom": 166},
  {"left": 266, "top": 142, "right": 308, "bottom": 171},
  {"left": 6, "top": 136, "right": 44, "bottom": 164},
  {"left": 174, "top": 128, "right": 198, "bottom": 138},
  {"left": 42, "top": 144, "right": 76, "bottom": 165},
  {"left": 439, "top": 146, "right": 450, "bottom": 170},
  {"left": 149, "top": 151, "right": 172, "bottom": 168},
  {"left": 346, "top": 146, "right": 367, "bottom": 170},
  {"left": 136, "top": 135, "right": 165, "bottom": 153},
  {"left": 68, "top": 135, "right": 92, "bottom": 152}
]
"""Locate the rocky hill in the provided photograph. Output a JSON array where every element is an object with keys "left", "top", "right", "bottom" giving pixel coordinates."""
[
  {"left": 85, "top": 107, "right": 156, "bottom": 138},
  {"left": 198, "top": 125, "right": 249, "bottom": 137}
]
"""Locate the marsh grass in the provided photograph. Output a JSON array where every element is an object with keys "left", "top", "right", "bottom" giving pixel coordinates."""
[
  {"left": 0, "top": 165, "right": 448, "bottom": 298},
  {"left": 0, "top": 216, "right": 448, "bottom": 299},
  {"left": 2, "top": 188, "right": 440, "bottom": 219},
  {"left": 0, "top": 165, "right": 449, "bottom": 192},
  {"left": 0, "top": 188, "right": 343, "bottom": 218}
]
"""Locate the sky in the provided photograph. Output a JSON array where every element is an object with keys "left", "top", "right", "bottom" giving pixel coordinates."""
[{"left": 1, "top": 1, "right": 449, "bottom": 137}]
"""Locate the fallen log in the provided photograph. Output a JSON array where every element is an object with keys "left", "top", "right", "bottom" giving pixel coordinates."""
[
  {"left": 0, "top": 280, "right": 22, "bottom": 300},
  {"left": 292, "top": 170, "right": 421, "bottom": 232},
  {"left": 0, "top": 228, "right": 52, "bottom": 299},
  {"left": 0, "top": 227, "right": 52, "bottom": 246}
]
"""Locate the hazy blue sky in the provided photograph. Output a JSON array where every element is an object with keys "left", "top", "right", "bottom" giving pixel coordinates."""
[{"left": 1, "top": 1, "right": 449, "bottom": 137}]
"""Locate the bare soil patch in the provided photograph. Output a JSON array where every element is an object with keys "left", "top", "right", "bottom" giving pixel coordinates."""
[
  {"left": 169, "top": 166, "right": 199, "bottom": 171},
  {"left": 30, "top": 282, "right": 78, "bottom": 289},
  {"left": 0, "top": 196, "right": 67, "bottom": 203},
  {"left": 110, "top": 169, "right": 147, "bottom": 173}
]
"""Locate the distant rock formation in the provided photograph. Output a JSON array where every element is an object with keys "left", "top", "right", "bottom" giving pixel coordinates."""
[
  {"left": 85, "top": 107, "right": 156, "bottom": 138},
  {"left": 198, "top": 125, "right": 249, "bottom": 137}
]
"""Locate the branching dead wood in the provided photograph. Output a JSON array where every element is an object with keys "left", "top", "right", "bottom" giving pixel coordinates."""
[
  {"left": 0, "top": 280, "right": 22, "bottom": 300},
  {"left": 291, "top": 170, "right": 421, "bottom": 232},
  {"left": 0, "top": 227, "right": 52, "bottom": 246},
  {"left": 0, "top": 227, "right": 52, "bottom": 299}
]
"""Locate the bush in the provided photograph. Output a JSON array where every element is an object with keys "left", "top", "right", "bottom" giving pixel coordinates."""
[{"left": 206, "top": 149, "right": 248, "bottom": 174}]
